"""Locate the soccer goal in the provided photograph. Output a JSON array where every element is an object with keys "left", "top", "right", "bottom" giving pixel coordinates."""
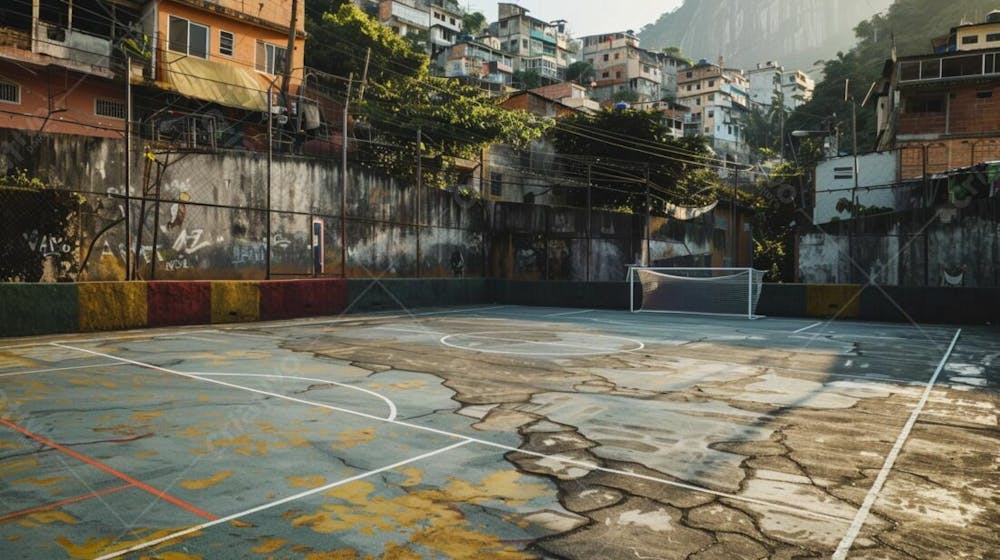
[{"left": 628, "top": 267, "right": 766, "bottom": 319}]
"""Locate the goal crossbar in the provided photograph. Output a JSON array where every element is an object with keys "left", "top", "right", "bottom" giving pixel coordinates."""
[{"left": 628, "top": 267, "right": 766, "bottom": 320}]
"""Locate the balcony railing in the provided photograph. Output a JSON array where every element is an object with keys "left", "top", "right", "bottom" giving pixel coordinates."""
[
  {"left": 899, "top": 51, "right": 1000, "bottom": 83},
  {"left": 32, "top": 21, "right": 113, "bottom": 72}
]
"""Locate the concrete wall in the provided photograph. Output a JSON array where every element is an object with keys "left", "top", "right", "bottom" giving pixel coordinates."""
[
  {"left": 798, "top": 206, "right": 1000, "bottom": 287},
  {"left": 0, "top": 129, "right": 485, "bottom": 283},
  {"left": 814, "top": 151, "right": 901, "bottom": 224}
]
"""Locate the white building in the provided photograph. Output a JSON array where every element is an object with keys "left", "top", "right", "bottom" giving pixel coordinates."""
[
  {"left": 491, "top": 2, "right": 573, "bottom": 83},
  {"left": 747, "top": 61, "right": 815, "bottom": 111}
]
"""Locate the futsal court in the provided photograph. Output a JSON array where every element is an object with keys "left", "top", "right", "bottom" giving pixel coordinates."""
[{"left": 0, "top": 305, "right": 996, "bottom": 559}]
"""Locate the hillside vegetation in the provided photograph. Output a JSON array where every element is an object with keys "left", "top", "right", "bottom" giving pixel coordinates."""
[{"left": 787, "top": 0, "right": 1000, "bottom": 151}]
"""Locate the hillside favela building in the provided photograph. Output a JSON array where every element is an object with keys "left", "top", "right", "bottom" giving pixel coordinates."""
[{"left": 876, "top": 10, "right": 1000, "bottom": 178}]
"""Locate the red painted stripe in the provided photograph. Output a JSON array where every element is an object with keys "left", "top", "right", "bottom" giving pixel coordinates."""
[
  {"left": 0, "top": 418, "right": 217, "bottom": 521},
  {"left": 0, "top": 483, "right": 133, "bottom": 522}
]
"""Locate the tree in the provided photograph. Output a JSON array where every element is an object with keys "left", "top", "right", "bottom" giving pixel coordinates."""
[
  {"left": 0, "top": 170, "right": 81, "bottom": 282},
  {"left": 512, "top": 70, "right": 543, "bottom": 90},
  {"left": 788, "top": 0, "right": 999, "bottom": 152},
  {"left": 565, "top": 61, "right": 596, "bottom": 85},
  {"left": 305, "top": 2, "right": 429, "bottom": 87},
  {"left": 461, "top": 12, "right": 487, "bottom": 36},
  {"left": 548, "top": 109, "right": 718, "bottom": 210},
  {"left": 612, "top": 89, "right": 640, "bottom": 104},
  {"left": 363, "top": 77, "right": 548, "bottom": 186}
]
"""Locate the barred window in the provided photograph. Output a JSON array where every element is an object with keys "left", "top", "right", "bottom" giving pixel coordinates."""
[
  {"left": 95, "top": 98, "right": 127, "bottom": 119},
  {"left": 219, "top": 30, "right": 234, "bottom": 57},
  {"left": 0, "top": 79, "right": 19, "bottom": 104}
]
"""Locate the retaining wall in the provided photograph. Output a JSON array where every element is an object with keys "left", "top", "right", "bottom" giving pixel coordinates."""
[
  {"left": 0, "top": 279, "right": 348, "bottom": 338},
  {"left": 2, "top": 279, "right": 995, "bottom": 338}
]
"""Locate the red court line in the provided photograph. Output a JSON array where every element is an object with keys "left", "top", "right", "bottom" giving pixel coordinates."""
[
  {"left": 0, "top": 418, "right": 217, "bottom": 521},
  {"left": 0, "top": 484, "right": 133, "bottom": 522}
]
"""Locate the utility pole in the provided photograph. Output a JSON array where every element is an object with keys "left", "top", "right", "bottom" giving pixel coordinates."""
[
  {"left": 586, "top": 163, "right": 592, "bottom": 282},
  {"left": 280, "top": 0, "right": 299, "bottom": 102},
  {"left": 266, "top": 81, "right": 273, "bottom": 280},
  {"left": 416, "top": 126, "right": 422, "bottom": 277},
  {"left": 733, "top": 165, "right": 740, "bottom": 267},
  {"left": 341, "top": 73, "right": 353, "bottom": 278},
  {"left": 644, "top": 164, "right": 651, "bottom": 266},
  {"left": 124, "top": 53, "right": 132, "bottom": 281}
]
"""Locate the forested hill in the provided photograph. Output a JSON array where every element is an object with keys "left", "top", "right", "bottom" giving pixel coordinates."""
[
  {"left": 638, "top": 0, "right": 892, "bottom": 71},
  {"left": 786, "top": 0, "right": 1000, "bottom": 152}
]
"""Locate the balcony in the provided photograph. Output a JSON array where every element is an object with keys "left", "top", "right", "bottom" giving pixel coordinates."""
[
  {"left": 30, "top": 21, "right": 114, "bottom": 77},
  {"left": 898, "top": 51, "right": 1000, "bottom": 84}
]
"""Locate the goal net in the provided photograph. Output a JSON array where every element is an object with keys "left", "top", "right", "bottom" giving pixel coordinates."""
[{"left": 629, "top": 267, "right": 766, "bottom": 319}]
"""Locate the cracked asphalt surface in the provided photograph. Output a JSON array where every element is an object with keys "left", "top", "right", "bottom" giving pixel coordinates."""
[{"left": 0, "top": 306, "right": 996, "bottom": 559}]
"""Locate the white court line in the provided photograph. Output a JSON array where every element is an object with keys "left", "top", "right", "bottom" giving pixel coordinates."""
[
  {"left": 0, "top": 362, "right": 128, "bottom": 378},
  {"left": 55, "top": 342, "right": 851, "bottom": 525},
  {"left": 793, "top": 322, "right": 823, "bottom": 334},
  {"left": 50, "top": 344, "right": 398, "bottom": 422},
  {"left": 0, "top": 329, "right": 219, "bottom": 350},
  {"left": 94, "top": 440, "right": 473, "bottom": 560},
  {"left": 832, "top": 328, "right": 962, "bottom": 560},
  {"left": 189, "top": 373, "right": 398, "bottom": 421},
  {"left": 544, "top": 309, "right": 595, "bottom": 318}
]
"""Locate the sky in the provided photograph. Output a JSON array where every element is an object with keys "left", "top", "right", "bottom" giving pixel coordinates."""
[{"left": 463, "top": 1, "right": 684, "bottom": 38}]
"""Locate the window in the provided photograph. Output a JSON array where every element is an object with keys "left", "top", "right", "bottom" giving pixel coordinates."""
[
  {"left": 168, "top": 16, "right": 209, "bottom": 59},
  {"left": 587, "top": 58, "right": 594, "bottom": 65},
  {"left": 522, "top": 38, "right": 528, "bottom": 48},
  {"left": 95, "top": 98, "right": 126, "bottom": 119},
  {"left": 906, "top": 96, "right": 944, "bottom": 113},
  {"left": 704, "top": 126, "right": 710, "bottom": 133},
  {"left": 614, "top": 53, "right": 620, "bottom": 60},
  {"left": 962, "top": 35, "right": 979, "bottom": 44},
  {"left": 490, "top": 172, "right": 502, "bottom": 196},
  {"left": 643, "top": 64, "right": 651, "bottom": 73},
  {"left": 0, "top": 79, "right": 19, "bottom": 104},
  {"left": 602, "top": 71, "right": 609, "bottom": 78},
  {"left": 450, "top": 17, "right": 456, "bottom": 25},
  {"left": 219, "top": 30, "right": 234, "bottom": 57},
  {"left": 686, "top": 85, "right": 692, "bottom": 91},
  {"left": 727, "top": 125, "right": 732, "bottom": 135},
  {"left": 976, "top": 90, "right": 993, "bottom": 99},
  {"left": 686, "top": 71, "right": 692, "bottom": 78},
  {"left": 708, "top": 93, "right": 715, "bottom": 101},
  {"left": 986, "top": 33, "right": 1000, "bottom": 42},
  {"left": 708, "top": 79, "right": 715, "bottom": 87},
  {"left": 256, "top": 40, "right": 287, "bottom": 74},
  {"left": 603, "top": 54, "right": 609, "bottom": 61},
  {"left": 615, "top": 71, "right": 621, "bottom": 79},
  {"left": 707, "top": 110, "right": 714, "bottom": 118},
  {"left": 695, "top": 98, "right": 701, "bottom": 106}
]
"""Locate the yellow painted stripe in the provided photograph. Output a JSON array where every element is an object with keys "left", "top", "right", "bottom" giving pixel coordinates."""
[
  {"left": 211, "top": 282, "right": 260, "bottom": 324},
  {"left": 806, "top": 284, "right": 862, "bottom": 319},
  {"left": 78, "top": 282, "right": 148, "bottom": 332}
]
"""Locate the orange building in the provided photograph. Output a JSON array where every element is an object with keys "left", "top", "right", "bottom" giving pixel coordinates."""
[
  {"left": 0, "top": 1, "right": 142, "bottom": 139},
  {"left": 0, "top": 0, "right": 306, "bottom": 145},
  {"left": 145, "top": 0, "right": 307, "bottom": 112}
]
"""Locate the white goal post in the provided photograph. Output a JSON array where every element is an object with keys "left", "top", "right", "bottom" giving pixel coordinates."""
[{"left": 628, "top": 267, "right": 766, "bottom": 319}]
